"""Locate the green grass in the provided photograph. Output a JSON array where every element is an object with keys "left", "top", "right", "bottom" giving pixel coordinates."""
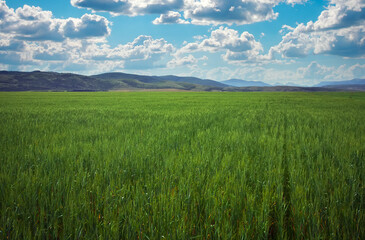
[{"left": 0, "top": 92, "right": 364, "bottom": 239}]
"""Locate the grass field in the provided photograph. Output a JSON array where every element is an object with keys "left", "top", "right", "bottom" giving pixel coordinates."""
[{"left": 0, "top": 92, "right": 364, "bottom": 239}]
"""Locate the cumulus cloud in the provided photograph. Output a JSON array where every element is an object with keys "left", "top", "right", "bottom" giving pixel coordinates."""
[
  {"left": 177, "top": 27, "right": 263, "bottom": 62},
  {"left": 0, "top": 0, "right": 175, "bottom": 72},
  {"left": 225, "top": 65, "right": 304, "bottom": 84},
  {"left": 70, "top": 0, "right": 307, "bottom": 25},
  {"left": 204, "top": 66, "right": 235, "bottom": 81},
  {"left": 297, "top": 61, "right": 365, "bottom": 83},
  {"left": 286, "top": 0, "right": 308, "bottom": 6},
  {"left": 0, "top": 1, "right": 115, "bottom": 70},
  {"left": 271, "top": 0, "right": 365, "bottom": 58},
  {"left": 297, "top": 61, "right": 334, "bottom": 79},
  {"left": 322, "top": 63, "right": 365, "bottom": 80},
  {"left": 350, "top": 64, "right": 365, "bottom": 78},
  {"left": 63, "top": 14, "right": 111, "bottom": 39},
  {"left": 91, "top": 35, "right": 175, "bottom": 61},
  {"left": 190, "top": 63, "right": 304, "bottom": 83},
  {"left": 0, "top": 1, "right": 110, "bottom": 41},
  {"left": 71, "top": 0, "right": 184, "bottom": 16},
  {"left": 0, "top": 33, "right": 175, "bottom": 72},
  {"left": 183, "top": 0, "right": 280, "bottom": 25},
  {"left": 153, "top": 11, "right": 189, "bottom": 24},
  {"left": 167, "top": 54, "right": 197, "bottom": 68},
  {"left": 29, "top": 35, "right": 174, "bottom": 71}
]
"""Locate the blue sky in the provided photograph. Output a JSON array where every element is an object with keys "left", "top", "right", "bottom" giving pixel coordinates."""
[{"left": 1, "top": 0, "right": 365, "bottom": 85}]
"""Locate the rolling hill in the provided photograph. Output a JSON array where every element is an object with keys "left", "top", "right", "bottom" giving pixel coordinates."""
[
  {"left": 93, "top": 72, "right": 228, "bottom": 88},
  {"left": 222, "top": 79, "right": 271, "bottom": 87},
  {"left": 320, "top": 84, "right": 365, "bottom": 91},
  {"left": 92, "top": 72, "right": 161, "bottom": 83},
  {"left": 0, "top": 71, "right": 114, "bottom": 91},
  {"left": 1, "top": 70, "right": 364, "bottom": 92},
  {"left": 157, "top": 75, "right": 228, "bottom": 87},
  {"left": 0, "top": 71, "right": 220, "bottom": 91}
]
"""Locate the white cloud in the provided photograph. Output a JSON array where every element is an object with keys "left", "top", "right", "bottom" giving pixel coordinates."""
[
  {"left": 297, "top": 61, "right": 334, "bottom": 79},
  {"left": 0, "top": 1, "right": 111, "bottom": 41},
  {"left": 167, "top": 54, "right": 197, "bottom": 67},
  {"left": 286, "top": 0, "right": 307, "bottom": 6},
  {"left": 0, "top": 1, "right": 177, "bottom": 72},
  {"left": 201, "top": 61, "right": 365, "bottom": 85},
  {"left": 71, "top": 0, "right": 184, "bottom": 16},
  {"left": 350, "top": 64, "right": 365, "bottom": 78},
  {"left": 297, "top": 61, "right": 365, "bottom": 83},
  {"left": 29, "top": 35, "right": 174, "bottom": 71},
  {"left": 153, "top": 11, "right": 189, "bottom": 24},
  {"left": 279, "top": 24, "right": 294, "bottom": 34},
  {"left": 271, "top": 0, "right": 365, "bottom": 58},
  {"left": 229, "top": 65, "right": 303, "bottom": 84},
  {"left": 63, "top": 14, "right": 111, "bottom": 39},
  {"left": 323, "top": 63, "right": 365, "bottom": 80},
  {"left": 193, "top": 35, "right": 206, "bottom": 40},
  {"left": 204, "top": 66, "right": 235, "bottom": 81},
  {"left": 70, "top": 0, "right": 308, "bottom": 25},
  {"left": 182, "top": 0, "right": 279, "bottom": 25},
  {"left": 103, "top": 35, "right": 175, "bottom": 61},
  {"left": 177, "top": 27, "right": 264, "bottom": 62},
  {"left": 189, "top": 63, "right": 303, "bottom": 83}
]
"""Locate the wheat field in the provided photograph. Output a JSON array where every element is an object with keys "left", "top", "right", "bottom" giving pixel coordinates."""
[{"left": 0, "top": 92, "right": 364, "bottom": 239}]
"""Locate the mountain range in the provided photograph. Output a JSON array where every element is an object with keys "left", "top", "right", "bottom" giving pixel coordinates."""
[
  {"left": 315, "top": 78, "right": 365, "bottom": 87},
  {"left": 93, "top": 72, "right": 227, "bottom": 88},
  {"left": 221, "top": 79, "right": 271, "bottom": 87},
  {"left": 0, "top": 70, "right": 364, "bottom": 92}
]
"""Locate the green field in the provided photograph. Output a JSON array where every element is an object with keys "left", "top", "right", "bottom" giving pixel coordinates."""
[{"left": 0, "top": 92, "right": 364, "bottom": 239}]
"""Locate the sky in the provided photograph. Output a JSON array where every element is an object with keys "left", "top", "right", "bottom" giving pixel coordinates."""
[{"left": 0, "top": 0, "right": 365, "bottom": 85}]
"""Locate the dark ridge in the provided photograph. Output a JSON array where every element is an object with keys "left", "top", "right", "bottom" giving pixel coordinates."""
[
  {"left": 157, "top": 75, "right": 228, "bottom": 87},
  {"left": 1, "top": 70, "right": 364, "bottom": 92}
]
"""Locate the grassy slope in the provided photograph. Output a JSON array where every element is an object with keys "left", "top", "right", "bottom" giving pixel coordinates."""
[
  {"left": 0, "top": 71, "right": 115, "bottom": 91},
  {"left": 0, "top": 71, "right": 220, "bottom": 91},
  {"left": 0, "top": 92, "right": 364, "bottom": 239},
  {"left": 1, "top": 71, "right": 358, "bottom": 92}
]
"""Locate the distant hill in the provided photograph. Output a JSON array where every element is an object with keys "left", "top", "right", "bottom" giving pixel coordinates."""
[
  {"left": 315, "top": 79, "right": 365, "bottom": 87},
  {"left": 0, "top": 71, "right": 220, "bottom": 91},
  {"left": 321, "top": 84, "right": 365, "bottom": 91},
  {"left": 222, "top": 79, "right": 271, "bottom": 87},
  {"left": 93, "top": 72, "right": 228, "bottom": 88},
  {"left": 1, "top": 70, "right": 363, "bottom": 92},
  {"left": 157, "top": 75, "right": 228, "bottom": 87},
  {"left": 0, "top": 71, "right": 114, "bottom": 91},
  {"left": 92, "top": 72, "right": 161, "bottom": 83},
  {"left": 222, "top": 86, "right": 342, "bottom": 92}
]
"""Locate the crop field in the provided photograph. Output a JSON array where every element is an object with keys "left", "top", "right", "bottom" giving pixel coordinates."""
[{"left": 0, "top": 92, "right": 364, "bottom": 239}]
